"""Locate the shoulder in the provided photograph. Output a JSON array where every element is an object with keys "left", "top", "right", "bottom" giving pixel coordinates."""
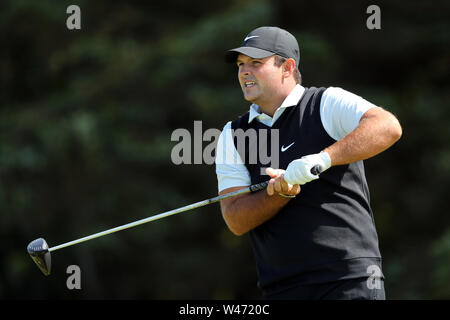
[
  {"left": 296, "top": 87, "right": 328, "bottom": 116},
  {"left": 321, "top": 87, "right": 366, "bottom": 105},
  {"left": 323, "top": 86, "right": 347, "bottom": 97},
  {"left": 320, "top": 86, "right": 377, "bottom": 113},
  {"left": 319, "top": 87, "right": 378, "bottom": 140},
  {"left": 304, "top": 86, "right": 327, "bottom": 96},
  {"left": 302, "top": 86, "right": 328, "bottom": 105}
]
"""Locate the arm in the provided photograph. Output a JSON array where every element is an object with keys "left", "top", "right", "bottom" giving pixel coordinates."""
[
  {"left": 220, "top": 168, "right": 300, "bottom": 236},
  {"left": 284, "top": 88, "right": 403, "bottom": 185},
  {"left": 323, "top": 106, "right": 402, "bottom": 166}
]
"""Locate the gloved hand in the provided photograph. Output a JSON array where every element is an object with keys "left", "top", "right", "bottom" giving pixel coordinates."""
[{"left": 284, "top": 152, "right": 331, "bottom": 185}]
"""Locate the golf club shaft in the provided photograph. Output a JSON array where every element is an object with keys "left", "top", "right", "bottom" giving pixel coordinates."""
[
  {"left": 48, "top": 181, "right": 268, "bottom": 252},
  {"left": 48, "top": 165, "right": 322, "bottom": 253}
]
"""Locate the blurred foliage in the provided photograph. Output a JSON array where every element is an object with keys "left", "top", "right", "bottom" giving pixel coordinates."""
[{"left": 0, "top": 0, "right": 449, "bottom": 299}]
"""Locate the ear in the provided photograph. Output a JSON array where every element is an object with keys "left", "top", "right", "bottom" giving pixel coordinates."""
[{"left": 283, "top": 58, "right": 296, "bottom": 77}]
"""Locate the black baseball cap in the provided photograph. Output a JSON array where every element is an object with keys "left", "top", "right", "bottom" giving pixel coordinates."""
[{"left": 225, "top": 26, "right": 300, "bottom": 66}]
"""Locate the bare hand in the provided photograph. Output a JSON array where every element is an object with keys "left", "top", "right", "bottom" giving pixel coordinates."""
[{"left": 265, "top": 168, "right": 301, "bottom": 197}]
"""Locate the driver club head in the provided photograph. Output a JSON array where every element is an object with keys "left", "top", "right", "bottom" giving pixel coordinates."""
[{"left": 27, "top": 238, "right": 51, "bottom": 276}]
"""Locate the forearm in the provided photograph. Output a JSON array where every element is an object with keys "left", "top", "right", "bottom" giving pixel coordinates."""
[
  {"left": 323, "top": 107, "right": 402, "bottom": 166},
  {"left": 220, "top": 187, "right": 291, "bottom": 236}
]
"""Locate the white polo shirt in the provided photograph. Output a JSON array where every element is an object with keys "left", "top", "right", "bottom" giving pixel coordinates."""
[{"left": 215, "top": 85, "right": 378, "bottom": 192}]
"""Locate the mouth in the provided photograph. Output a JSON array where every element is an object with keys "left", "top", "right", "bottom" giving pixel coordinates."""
[{"left": 243, "top": 81, "right": 256, "bottom": 88}]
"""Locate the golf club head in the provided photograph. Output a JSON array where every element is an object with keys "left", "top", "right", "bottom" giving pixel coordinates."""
[{"left": 27, "top": 238, "right": 51, "bottom": 276}]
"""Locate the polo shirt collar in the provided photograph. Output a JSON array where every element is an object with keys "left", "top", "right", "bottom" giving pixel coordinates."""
[{"left": 248, "top": 85, "right": 305, "bottom": 125}]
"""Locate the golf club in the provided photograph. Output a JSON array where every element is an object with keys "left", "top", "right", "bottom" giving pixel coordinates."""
[{"left": 27, "top": 165, "right": 322, "bottom": 276}]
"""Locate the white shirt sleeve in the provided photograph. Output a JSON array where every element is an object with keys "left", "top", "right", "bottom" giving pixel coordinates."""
[
  {"left": 320, "top": 87, "right": 378, "bottom": 141},
  {"left": 215, "top": 122, "right": 251, "bottom": 193}
]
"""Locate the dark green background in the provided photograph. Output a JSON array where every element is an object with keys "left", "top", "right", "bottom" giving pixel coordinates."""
[{"left": 1, "top": 0, "right": 449, "bottom": 299}]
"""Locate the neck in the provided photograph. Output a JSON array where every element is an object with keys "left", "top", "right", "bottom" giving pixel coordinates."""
[
  {"left": 257, "top": 82, "right": 297, "bottom": 117},
  {"left": 258, "top": 98, "right": 286, "bottom": 117}
]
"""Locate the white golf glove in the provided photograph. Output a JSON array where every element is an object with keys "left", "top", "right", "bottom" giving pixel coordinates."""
[{"left": 284, "top": 152, "right": 331, "bottom": 185}]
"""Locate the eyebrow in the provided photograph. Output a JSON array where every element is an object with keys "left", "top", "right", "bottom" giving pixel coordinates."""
[{"left": 236, "top": 57, "right": 263, "bottom": 65}]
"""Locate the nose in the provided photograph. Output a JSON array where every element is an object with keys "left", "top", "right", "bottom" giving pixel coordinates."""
[{"left": 238, "top": 64, "right": 250, "bottom": 77}]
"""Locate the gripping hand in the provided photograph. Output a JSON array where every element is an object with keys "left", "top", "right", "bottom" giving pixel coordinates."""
[{"left": 284, "top": 152, "right": 331, "bottom": 185}]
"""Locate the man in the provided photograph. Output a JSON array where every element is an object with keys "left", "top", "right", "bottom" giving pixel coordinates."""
[{"left": 215, "top": 26, "right": 402, "bottom": 300}]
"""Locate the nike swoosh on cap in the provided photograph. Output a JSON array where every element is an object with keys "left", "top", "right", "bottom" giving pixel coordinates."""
[
  {"left": 244, "top": 35, "right": 259, "bottom": 42},
  {"left": 281, "top": 142, "right": 295, "bottom": 152}
]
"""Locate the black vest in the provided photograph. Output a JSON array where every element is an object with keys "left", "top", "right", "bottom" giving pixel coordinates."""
[{"left": 231, "top": 87, "right": 383, "bottom": 293}]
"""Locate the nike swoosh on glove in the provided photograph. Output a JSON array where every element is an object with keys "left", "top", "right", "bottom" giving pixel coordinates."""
[{"left": 284, "top": 152, "right": 331, "bottom": 185}]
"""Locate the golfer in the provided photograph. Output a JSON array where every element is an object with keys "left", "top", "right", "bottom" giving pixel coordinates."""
[{"left": 215, "top": 26, "right": 402, "bottom": 300}]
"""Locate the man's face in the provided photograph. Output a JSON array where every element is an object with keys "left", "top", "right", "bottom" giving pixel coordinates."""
[{"left": 236, "top": 54, "right": 284, "bottom": 106}]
